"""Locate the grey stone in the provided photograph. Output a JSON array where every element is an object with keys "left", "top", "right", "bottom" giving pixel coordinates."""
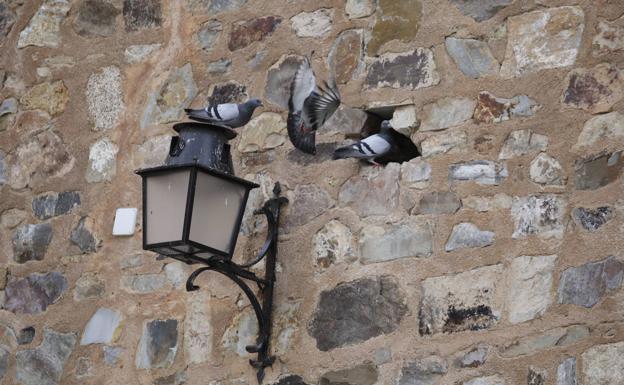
[
  {"left": 557, "top": 256, "right": 623, "bottom": 308},
  {"left": 420, "top": 97, "right": 476, "bottom": 131},
  {"left": 445, "top": 222, "right": 494, "bottom": 252},
  {"left": 81, "top": 308, "right": 122, "bottom": 345},
  {"left": 449, "top": 0, "right": 513, "bottom": 22},
  {"left": 184, "top": 292, "right": 212, "bottom": 364},
  {"left": 291, "top": 9, "right": 333, "bottom": 38},
  {"left": 123, "top": 0, "right": 162, "bottom": 31},
  {"left": 511, "top": 195, "right": 567, "bottom": 240},
  {"left": 87, "top": 66, "right": 124, "bottom": 130},
  {"left": 339, "top": 163, "right": 401, "bottom": 216},
  {"left": 17, "top": 0, "right": 71, "bottom": 48},
  {"left": 75, "top": 357, "right": 93, "bottom": 378},
  {"left": 154, "top": 370, "right": 188, "bottom": 385},
  {"left": 207, "top": 58, "right": 231, "bottom": 74},
  {"left": 124, "top": 44, "right": 161, "bottom": 63},
  {"left": 366, "top": 49, "right": 439, "bottom": 90},
  {"left": 445, "top": 37, "right": 500, "bottom": 78},
  {"left": 312, "top": 220, "right": 356, "bottom": 269},
  {"left": 284, "top": 184, "right": 334, "bottom": 229},
  {"left": 345, "top": 0, "right": 375, "bottom": 19},
  {"left": 500, "top": 325, "right": 589, "bottom": 357},
  {"left": 164, "top": 262, "right": 188, "bottom": 288},
  {"left": 207, "top": 81, "right": 247, "bottom": 105},
  {"left": 308, "top": 276, "right": 407, "bottom": 351},
  {"left": 221, "top": 309, "right": 258, "bottom": 357},
  {"left": 401, "top": 158, "right": 431, "bottom": 188},
  {"left": 390, "top": 104, "right": 418, "bottom": 136},
  {"left": 197, "top": 20, "right": 222, "bottom": 51},
  {"left": 73, "top": 0, "right": 120, "bottom": 37},
  {"left": 0, "top": 3, "right": 15, "bottom": 39},
  {"left": 499, "top": 130, "right": 548, "bottom": 160},
  {"left": 188, "top": 0, "right": 248, "bottom": 14},
  {"left": 459, "top": 344, "right": 489, "bottom": 368},
  {"left": 265, "top": 55, "right": 304, "bottom": 108},
  {"left": 530, "top": 153, "right": 564, "bottom": 185},
  {"left": 419, "top": 264, "right": 503, "bottom": 335},
  {"left": 462, "top": 375, "right": 506, "bottom": 385},
  {"left": 562, "top": 63, "right": 624, "bottom": 114},
  {"left": 359, "top": 219, "right": 433, "bottom": 263},
  {"left": 237, "top": 112, "right": 286, "bottom": 153},
  {"left": 32, "top": 191, "right": 80, "bottom": 219},
  {"left": 16, "top": 328, "right": 76, "bottom": 385},
  {"left": 0, "top": 345, "right": 7, "bottom": 379},
  {"left": 18, "top": 326, "right": 35, "bottom": 345},
  {"left": 449, "top": 160, "right": 508, "bottom": 185},
  {"left": 508, "top": 255, "right": 557, "bottom": 324},
  {"left": 415, "top": 191, "right": 461, "bottom": 215},
  {"left": 74, "top": 273, "right": 105, "bottom": 300},
  {"left": 574, "top": 111, "right": 624, "bottom": 149},
  {"left": 319, "top": 363, "right": 378, "bottom": 385},
  {"left": 572, "top": 207, "right": 614, "bottom": 231},
  {"left": 528, "top": 367, "right": 547, "bottom": 385},
  {"left": 141, "top": 63, "right": 197, "bottom": 128},
  {"left": 328, "top": 29, "right": 365, "bottom": 84},
  {"left": 397, "top": 356, "right": 448, "bottom": 385},
  {"left": 70, "top": 217, "right": 99, "bottom": 253},
  {"left": 136, "top": 135, "right": 170, "bottom": 169},
  {"left": 575, "top": 151, "right": 623, "bottom": 190},
  {"left": 85, "top": 137, "right": 118, "bottom": 183},
  {"left": 0, "top": 151, "right": 4, "bottom": 186},
  {"left": 135, "top": 319, "right": 178, "bottom": 369},
  {"left": 474, "top": 92, "right": 540, "bottom": 124},
  {"left": 121, "top": 274, "right": 167, "bottom": 293},
  {"left": 420, "top": 129, "right": 469, "bottom": 158},
  {"left": 582, "top": 342, "right": 624, "bottom": 385},
  {"left": 103, "top": 345, "right": 123, "bottom": 366},
  {"left": 319, "top": 107, "right": 368, "bottom": 136},
  {"left": 0, "top": 98, "right": 17, "bottom": 132},
  {"left": 373, "top": 348, "right": 392, "bottom": 365},
  {"left": 12, "top": 223, "right": 53, "bottom": 263},
  {"left": 556, "top": 357, "right": 576, "bottom": 385},
  {"left": 593, "top": 16, "right": 624, "bottom": 55},
  {"left": 4, "top": 272, "right": 67, "bottom": 314},
  {"left": 500, "top": 7, "right": 584, "bottom": 78},
  {"left": 229, "top": 15, "right": 282, "bottom": 51}
]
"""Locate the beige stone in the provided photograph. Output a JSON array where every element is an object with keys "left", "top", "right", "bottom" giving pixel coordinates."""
[
  {"left": 237, "top": 112, "right": 286, "bottom": 153},
  {"left": 20, "top": 81, "right": 69, "bottom": 116}
]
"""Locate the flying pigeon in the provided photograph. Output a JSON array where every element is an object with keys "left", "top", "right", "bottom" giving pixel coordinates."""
[
  {"left": 333, "top": 120, "right": 421, "bottom": 165},
  {"left": 287, "top": 57, "right": 341, "bottom": 155},
  {"left": 184, "top": 98, "right": 263, "bottom": 129}
]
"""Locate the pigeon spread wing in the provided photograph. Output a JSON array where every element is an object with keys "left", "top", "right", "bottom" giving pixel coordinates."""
[
  {"left": 287, "top": 58, "right": 318, "bottom": 154},
  {"left": 185, "top": 103, "right": 239, "bottom": 124},
  {"left": 307, "top": 81, "right": 341, "bottom": 129},
  {"left": 333, "top": 134, "right": 391, "bottom": 160}
]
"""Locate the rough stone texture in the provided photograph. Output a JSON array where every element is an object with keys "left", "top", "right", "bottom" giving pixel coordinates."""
[
  {"left": 312, "top": 220, "right": 356, "bottom": 269},
  {"left": 462, "top": 375, "right": 506, "bottom": 385},
  {"left": 0, "top": 150, "right": 4, "bottom": 186},
  {"left": 420, "top": 97, "right": 476, "bottom": 131},
  {"left": 572, "top": 206, "right": 614, "bottom": 232},
  {"left": 285, "top": 184, "right": 334, "bottom": 228},
  {"left": 265, "top": 55, "right": 303, "bottom": 108},
  {"left": 474, "top": 92, "right": 540, "bottom": 124},
  {"left": 229, "top": 16, "right": 281, "bottom": 51},
  {"left": 308, "top": 276, "right": 407, "bottom": 351},
  {"left": 562, "top": 63, "right": 624, "bottom": 114},
  {"left": 528, "top": 368, "right": 547, "bottom": 385},
  {"left": 135, "top": 319, "right": 178, "bottom": 369},
  {"left": 136, "top": 134, "right": 170, "bottom": 168},
  {"left": 80, "top": 308, "right": 122, "bottom": 345},
  {"left": 103, "top": 346, "right": 123, "bottom": 366},
  {"left": 445, "top": 37, "right": 500, "bottom": 78},
  {"left": 508, "top": 255, "right": 557, "bottom": 324},
  {"left": 500, "top": 7, "right": 585, "bottom": 78},
  {"left": 198, "top": 20, "right": 222, "bottom": 51},
  {"left": 445, "top": 222, "right": 495, "bottom": 252},
  {"left": 74, "top": 273, "right": 105, "bottom": 300},
  {"left": 290, "top": 9, "right": 333, "bottom": 38},
  {"left": 557, "top": 256, "right": 623, "bottom": 308},
  {"left": 124, "top": 43, "right": 161, "bottom": 63},
  {"left": 401, "top": 158, "right": 431, "bottom": 188},
  {"left": 18, "top": 327, "right": 36, "bottom": 345},
  {"left": 4, "top": 272, "right": 67, "bottom": 314},
  {"left": 221, "top": 309, "right": 258, "bottom": 357},
  {"left": 123, "top": 0, "right": 162, "bottom": 31},
  {"left": 449, "top": 160, "right": 508, "bottom": 185},
  {"left": 0, "top": 98, "right": 17, "bottom": 132},
  {"left": 188, "top": 0, "right": 248, "bottom": 13},
  {"left": 328, "top": 29, "right": 364, "bottom": 84},
  {"left": 581, "top": 342, "right": 624, "bottom": 385},
  {"left": 368, "top": 0, "right": 421, "bottom": 55},
  {"left": 449, "top": 0, "right": 513, "bottom": 22},
  {"left": 593, "top": 17, "right": 624, "bottom": 55},
  {"left": 0, "top": 3, "right": 15, "bottom": 40},
  {"left": 15, "top": 329, "right": 76, "bottom": 385},
  {"left": 238, "top": 112, "right": 286, "bottom": 153},
  {"left": 345, "top": 0, "right": 374, "bottom": 19},
  {"left": 208, "top": 81, "right": 247, "bottom": 105},
  {"left": 319, "top": 363, "right": 378, "bottom": 385},
  {"left": 73, "top": 0, "right": 120, "bottom": 37},
  {"left": 390, "top": 104, "right": 418, "bottom": 136},
  {"left": 121, "top": 273, "right": 167, "bottom": 293},
  {"left": 70, "top": 217, "right": 99, "bottom": 253},
  {"left": 366, "top": 49, "right": 439, "bottom": 90},
  {"left": 272, "top": 375, "right": 310, "bottom": 385},
  {"left": 574, "top": 151, "right": 623, "bottom": 190},
  {"left": 556, "top": 357, "right": 576, "bottom": 385},
  {"left": 500, "top": 325, "right": 589, "bottom": 357},
  {"left": 12, "top": 223, "right": 53, "bottom": 263},
  {"left": 185, "top": 292, "right": 212, "bottom": 364},
  {"left": 17, "top": 0, "right": 71, "bottom": 48},
  {"left": 530, "top": 153, "right": 565, "bottom": 185},
  {"left": 20, "top": 81, "right": 69, "bottom": 116},
  {"left": 87, "top": 66, "right": 124, "bottom": 130},
  {"left": 459, "top": 344, "right": 489, "bottom": 368},
  {"left": 396, "top": 356, "right": 448, "bottom": 385},
  {"left": 32, "top": 191, "right": 81, "bottom": 219},
  {"left": 339, "top": 163, "right": 400, "bottom": 216},
  {"left": 511, "top": 195, "right": 566, "bottom": 239},
  {"left": 85, "top": 137, "right": 118, "bottom": 183},
  {"left": 359, "top": 219, "right": 433, "bottom": 263},
  {"left": 575, "top": 111, "right": 624, "bottom": 149},
  {"left": 141, "top": 63, "right": 197, "bottom": 127},
  {"left": 499, "top": 130, "right": 549, "bottom": 160},
  {"left": 0, "top": 345, "right": 7, "bottom": 378},
  {"left": 419, "top": 264, "right": 503, "bottom": 335},
  {"left": 207, "top": 58, "right": 231, "bottom": 74},
  {"left": 414, "top": 191, "right": 461, "bottom": 215},
  {"left": 1, "top": 208, "right": 27, "bottom": 229}
]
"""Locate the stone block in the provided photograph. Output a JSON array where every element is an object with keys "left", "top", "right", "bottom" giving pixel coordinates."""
[
  {"left": 558, "top": 256, "right": 623, "bottom": 308},
  {"left": 366, "top": 49, "right": 439, "bottom": 90}
]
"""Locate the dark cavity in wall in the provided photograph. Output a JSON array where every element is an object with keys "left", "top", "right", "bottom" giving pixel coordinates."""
[{"left": 443, "top": 305, "right": 496, "bottom": 333}]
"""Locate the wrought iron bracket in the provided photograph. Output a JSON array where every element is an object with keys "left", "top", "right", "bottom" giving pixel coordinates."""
[{"left": 185, "top": 182, "right": 288, "bottom": 384}]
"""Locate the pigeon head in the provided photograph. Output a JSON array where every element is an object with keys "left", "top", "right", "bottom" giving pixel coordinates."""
[
  {"left": 246, "top": 98, "right": 263, "bottom": 109},
  {"left": 380, "top": 120, "right": 393, "bottom": 131}
]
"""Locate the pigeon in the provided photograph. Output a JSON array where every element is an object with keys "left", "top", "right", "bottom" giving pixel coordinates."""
[
  {"left": 287, "top": 57, "right": 341, "bottom": 155},
  {"left": 333, "top": 120, "right": 421, "bottom": 165},
  {"left": 184, "top": 98, "right": 263, "bottom": 128}
]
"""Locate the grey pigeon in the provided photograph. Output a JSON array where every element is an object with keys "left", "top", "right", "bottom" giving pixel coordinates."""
[
  {"left": 287, "top": 57, "right": 341, "bottom": 155},
  {"left": 184, "top": 98, "right": 263, "bottom": 128}
]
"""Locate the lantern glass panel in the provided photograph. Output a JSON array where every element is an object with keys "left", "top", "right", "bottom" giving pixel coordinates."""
[
  {"left": 145, "top": 170, "right": 191, "bottom": 245},
  {"left": 189, "top": 170, "right": 249, "bottom": 255}
]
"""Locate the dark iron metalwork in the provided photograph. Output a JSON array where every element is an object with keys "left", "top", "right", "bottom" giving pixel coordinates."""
[{"left": 185, "top": 182, "right": 288, "bottom": 384}]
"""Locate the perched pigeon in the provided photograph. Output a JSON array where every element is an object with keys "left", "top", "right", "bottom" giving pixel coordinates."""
[
  {"left": 184, "top": 98, "right": 263, "bottom": 128},
  {"left": 287, "top": 57, "right": 341, "bottom": 155},
  {"left": 333, "top": 120, "right": 421, "bottom": 165}
]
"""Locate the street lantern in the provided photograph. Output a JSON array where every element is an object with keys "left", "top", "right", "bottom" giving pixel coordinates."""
[{"left": 135, "top": 122, "right": 287, "bottom": 383}]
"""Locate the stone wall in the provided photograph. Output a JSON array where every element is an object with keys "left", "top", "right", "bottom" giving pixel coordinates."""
[{"left": 0, "top": 0, "right": 623, "bottom": 384}]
